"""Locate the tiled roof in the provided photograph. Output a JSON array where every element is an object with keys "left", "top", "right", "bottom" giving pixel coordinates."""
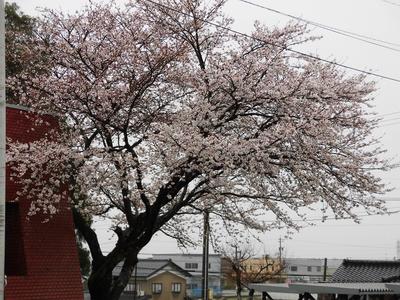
[
  {"left": 331, "top": 259, "right": 400, "bottom": 283},
  {"left": 250, "top": 282, "right": 395, "bottom": 294},
  {"left": 113, "top": 259, "right": 192, "bottom": 278}
]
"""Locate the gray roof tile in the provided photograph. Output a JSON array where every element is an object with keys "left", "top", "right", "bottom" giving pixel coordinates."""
[
  {"left": 112, "top": 259, "right": 191, "bottom": 278},
  {"left": 331, "top": 259, "right": 400, "bottom": 283}
]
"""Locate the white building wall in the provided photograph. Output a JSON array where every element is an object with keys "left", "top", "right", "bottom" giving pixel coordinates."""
[{"left": 284, "top": 258, "right": 342, "bottom": 283}]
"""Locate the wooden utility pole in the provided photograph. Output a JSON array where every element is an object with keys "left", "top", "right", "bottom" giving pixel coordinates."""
[
  {"left": 0, "top": 0, "right": 5, "bottom": 298},
  {"left": 323, "top": 258, "right": 328, "bottom": 281},
  {"left": 201, "top": 210, "right": 210, "bottom": 300}
]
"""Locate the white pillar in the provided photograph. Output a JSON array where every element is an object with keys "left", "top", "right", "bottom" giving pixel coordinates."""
[{"left": 0, "top": 0, "right": 6, "bottom": 298}]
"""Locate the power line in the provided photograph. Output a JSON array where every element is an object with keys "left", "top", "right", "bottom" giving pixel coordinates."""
[
  {"left": 142, "top": 0, "right": 400, "bottom": 83},
  {"left": 317, "top": 223, "right": 400, "bottom": 227},
  {"left": 380, "top": 121, "right": 400, "bottom": 127},
  {"left": 382, "top": 0, "right": 400, "bottom": 7},
  {"left": 287, "top": 239, "right": 395, "bottom": 249},
  {"left": 274, "top": 209, "right": 400, "bottom": 223},
  {"left": 238, "top": 0, "right": 400, "bottom": 52},
  {"left": 378, "top": 116, "right": 400, "bottom": 123},
  {"left": 377, "top": 111, "right": 400, "bottom": 118}
]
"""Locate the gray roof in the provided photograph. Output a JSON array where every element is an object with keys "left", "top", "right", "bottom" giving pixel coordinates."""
[
  {"left": 331, "top": 259, "right": 400, "bottom": 283},
  {"left": 113, "top": 259, "right": 192, "bottom": 278},
  {"left": 291, "top": 282, "right": 394, "bottom": 294},
  {"left": 249, "top": 282, "right": 395, "bottom": 295},
  {"left": 386, "top": 283, "right": 400, "bottom": 292}
]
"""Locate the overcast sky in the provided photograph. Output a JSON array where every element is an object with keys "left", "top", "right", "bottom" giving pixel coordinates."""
[{"left": 11, "top": 0, "right": 400, "bottom": 260}]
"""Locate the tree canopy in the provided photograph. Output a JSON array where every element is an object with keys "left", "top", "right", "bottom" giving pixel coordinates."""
[{"left": 7, "top": 0, "right": 390, "bottom": 299}]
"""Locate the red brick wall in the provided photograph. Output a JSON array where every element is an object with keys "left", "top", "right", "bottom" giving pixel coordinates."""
[{"left": 5, "top": 106, "right": 84, "bottom": 300}]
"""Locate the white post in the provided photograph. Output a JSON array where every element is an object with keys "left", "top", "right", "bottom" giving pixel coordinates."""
[{"left": 0, "top": 0, "right": 6, "bottom": 298}]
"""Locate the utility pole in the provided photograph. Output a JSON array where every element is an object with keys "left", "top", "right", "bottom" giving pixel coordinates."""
[
  {"left": 323, "top": 258, "right": 328, "bottom": 281},
  {"left": 278, "top": 237, "right": 283, "bottom": 265},
  {"left": 278, "top": 238, "right": 283, "bottom": 280},
  {"left": 234, "top": 245, "right": 242, "bottom": 299},
  {"left": 0, "top": 0, "right": 6, "bottom": 298},
  {"left": 201, "top": 210, "right": 210, "bottom": 300}
]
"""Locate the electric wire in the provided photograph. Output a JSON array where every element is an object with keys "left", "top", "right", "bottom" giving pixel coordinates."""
[
  {"left": 378, "top": 111, "right": 400, "bottom": 117},
  {"left": 382, "top": 0, "right": 400, "bottom": 7},
  {"left": 378, "top": 116, "right": 400, "bottom": 123},
  {"left": 141, "top": 0, "right": 400, "bottom": 83},
  {"left": 380, "top": 121, "right": 400, "bottom": 127},
  {"left": 238, "top": 0, "right": 400, "bottom": 52}
]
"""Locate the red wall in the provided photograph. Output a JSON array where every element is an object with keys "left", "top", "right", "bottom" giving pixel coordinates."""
[{"left": 5, "top": 106, "right": 84, "bottom": 300}]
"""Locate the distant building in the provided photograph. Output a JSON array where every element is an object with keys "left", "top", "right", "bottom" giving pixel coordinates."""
[
  {"left": 113, "top": 259, "right": 191, "bottom": 300},
  {"left": 5, "top": 105, "right": 83, "bottom": 300},
  {"left": 152, "top": 253, "right": 222, "bottom": 297},
  {"left": 283, "top": 258, "right": 342, "bottom": 283}
]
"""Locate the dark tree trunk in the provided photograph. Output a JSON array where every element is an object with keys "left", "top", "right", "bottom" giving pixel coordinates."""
[
  {"left": 88, "top": 253, "right": 138, "bottom": 300},
  {"left": 72, "top": 207, "right": 141, "bottom": 300},
  {"left": 236, "top": 270, "right": 242, "bottom": 300},
  {"left": 88, "top": 267, "right": 113, "bottom": 300},
  {"left": 249, "top": 288, "right": 255, "bottom": 300},
  {"left": 71, "top": 168, "right": 195, "bottom": 300}
]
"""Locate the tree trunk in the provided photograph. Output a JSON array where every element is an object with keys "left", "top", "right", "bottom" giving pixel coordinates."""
[
  {"left": 88, "top": 266, "right": 113, "bottom": 300},
  {"left": 88, "top": 253, "right": 138, "bottom": 300},
  {"left": 235, "top": 268, "right": 242, "bottom": 300},
  {"left": 249, "top": 288, "right": 255, "bottom": 300}
]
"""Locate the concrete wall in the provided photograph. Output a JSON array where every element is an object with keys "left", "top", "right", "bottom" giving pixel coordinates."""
[{"left": 284, "top": 258, "right": 342, "bottom": 282}]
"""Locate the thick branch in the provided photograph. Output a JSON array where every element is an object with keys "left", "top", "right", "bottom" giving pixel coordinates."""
[{"left": 72, "top": 207, "right": 104, "bottom": 262}]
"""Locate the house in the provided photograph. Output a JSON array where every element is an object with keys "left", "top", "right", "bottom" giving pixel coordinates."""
[
  {"left": 152, "top": 253, "right": 222, "bottom": 298},
  {"left": 5, "top": 105, "right": 83, "bottom": 300},
  {"left": 113, "top": 259, "right": 191, "bottom": 300}
]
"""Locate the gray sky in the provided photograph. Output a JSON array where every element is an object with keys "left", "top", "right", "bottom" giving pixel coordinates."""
[{"left": 11, "top": 0, "right": 400, "bottom": 260}]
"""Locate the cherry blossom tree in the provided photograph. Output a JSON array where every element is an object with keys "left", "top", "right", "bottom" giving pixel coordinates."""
[{"left": 7, "top": 0, "right": 391, "bottom": 299}]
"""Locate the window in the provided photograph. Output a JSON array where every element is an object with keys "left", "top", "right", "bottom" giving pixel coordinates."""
[
  {"left": 187, "top": 284, "right": 198, "bottom": 290},
  {"left": 5, "top": 202, "right": 26, "bottom": 276},
  {"left": 152, "top": 283, "right": 162, "bottom": 294},
  {"left": 290, "top": 266, "right": 298, "bottom": 272},
  {"left": 124, "top": 282, "right": 139, "bottom": 293},
  {"left": 307, "top": 266, "right": 312, "bottom": 272},
  {"left": 185, "top": 263, "right": 198, "bottom": 269},
  {"left": 171, "top": 283, "right": 181, "bottom": 293},
  {"left": 316, "top": 266, "right": 322, "bottom": 272}
]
